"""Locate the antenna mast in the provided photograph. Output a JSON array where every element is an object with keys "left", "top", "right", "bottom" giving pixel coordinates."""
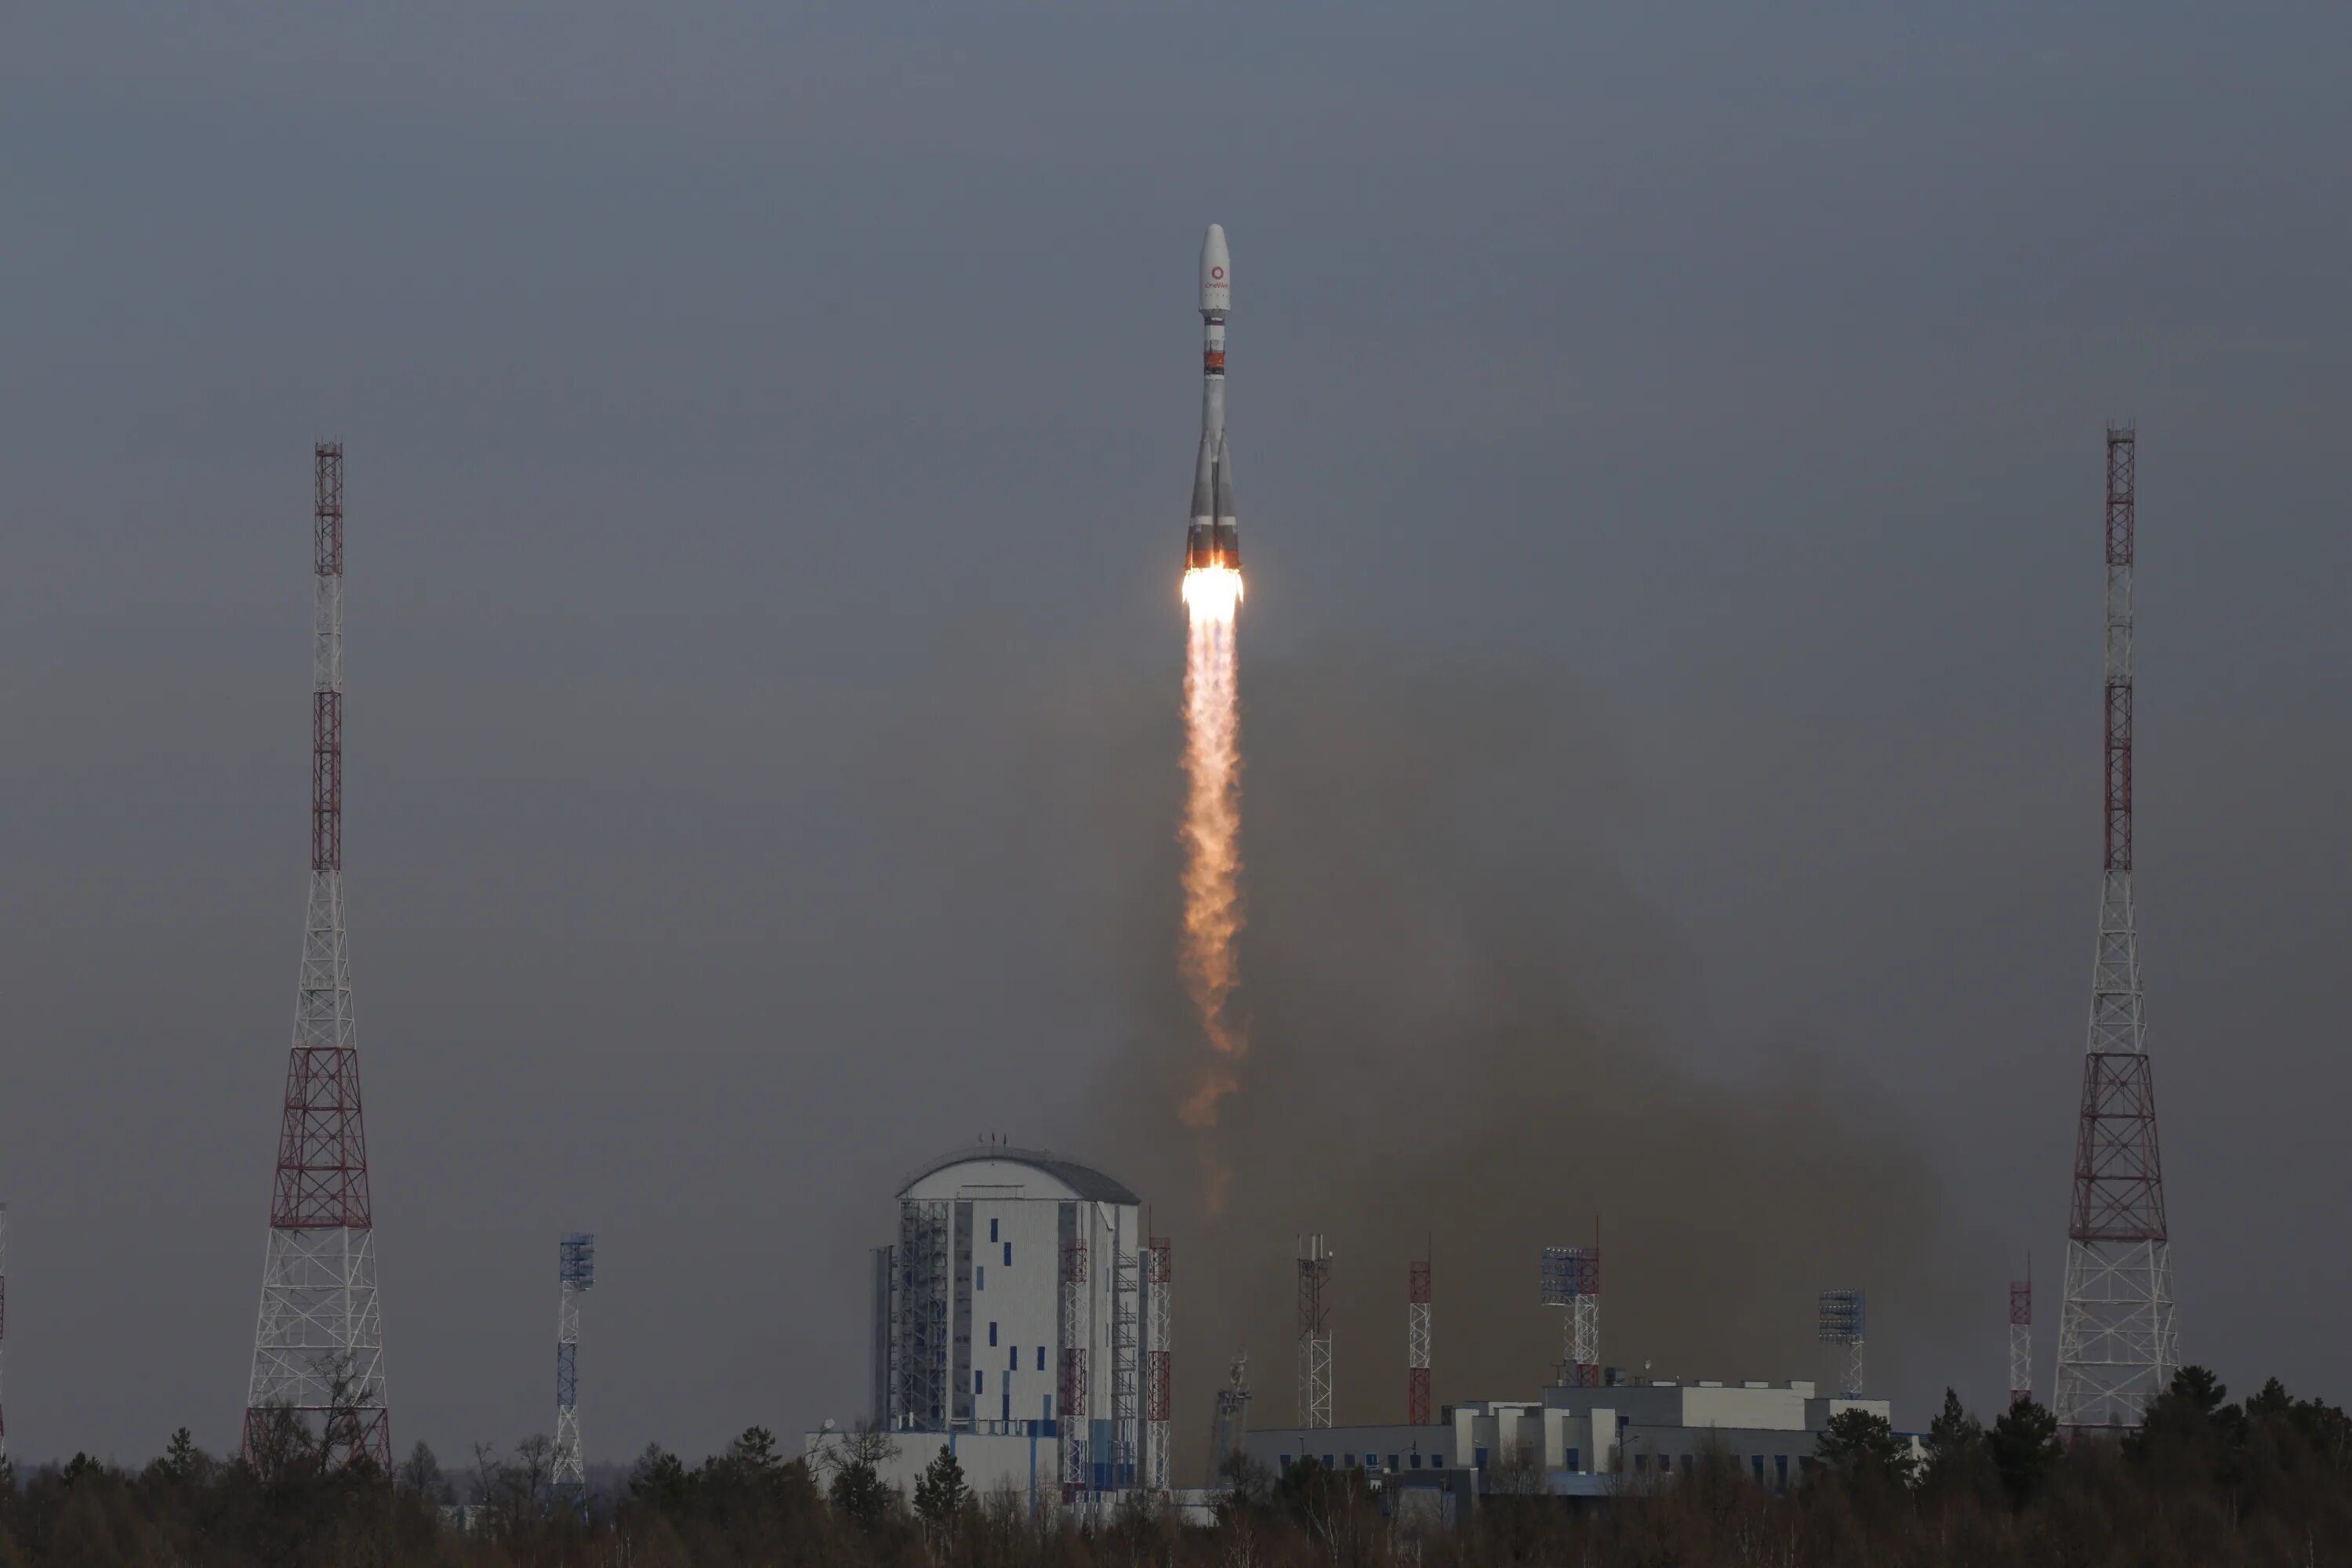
[{"left": 2053, "top": 423, "right": 2179, "bottom": 1431}]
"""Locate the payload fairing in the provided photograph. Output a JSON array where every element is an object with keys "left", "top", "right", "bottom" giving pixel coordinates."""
[{"left": 1185, "top": 224, "right": 1240, "bottom": 572}]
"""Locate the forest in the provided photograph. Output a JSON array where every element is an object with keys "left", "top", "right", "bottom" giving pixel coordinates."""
[{"left": 2, "top": 1367, "right": 2346, "bottom": 1566}]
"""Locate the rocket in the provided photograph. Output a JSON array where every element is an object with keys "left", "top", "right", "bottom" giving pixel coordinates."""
[{"left": 1186, "top": 223, "right": 1240, "bottom": 572}]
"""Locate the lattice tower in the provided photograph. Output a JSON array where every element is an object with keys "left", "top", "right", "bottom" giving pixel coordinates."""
[
  {"left": 1540, "top": 1246, "right": 1600, "bottom": 1387},
  {"left": 1297, "top": 1235, "right": 1332, "bottom": 1429},
  {"left": 1818, "top": 1289, "right": 1865, "bottom": 1399},
  {"left": 1145, "top": 1238, "right": 1173, "bottom": 1494},
  {"left": 1111, "top": 1243, "right": 1141, "bottom": 1485},
  {"left": 1210, "top": 1352, "right": 1252, "bottom": 1484},
  {"left": 1060, "top": 1238, "right": 1091, "bottom": 1497},
  {"left": 551, "top": 1233, "right": 595, "bottom": 1508},
  {"left": 2053, "top": 424, "right": 2179, "bottom": 1432},
  {"left": 245, "top": 444, "right": 390, "bottom": 1466},
  {"left": 1406, "top": 1261, "right": 1432, "bottom": 1425}
]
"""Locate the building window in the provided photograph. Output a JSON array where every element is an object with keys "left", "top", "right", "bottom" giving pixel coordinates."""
[
  {"left": 1634, "top": 1454, "right": 1649, "bottom": 1474},
  {"left": 1044, "top": 1394, "right": 1053, "bottom": 1421},
  {"left": 1751, "top": 1456, "right": 1765, "bottom": 1483},
  {"left": 975, "top": 1371, "right": 985, "bottom": 1396},
  {"left": 1475, "top": 1448, "right": 1489, "bottom": 1470},
  {"left": 989, "top": 1218, "right": 999, "bottom": 1243},
  {"left": 1323, "top": 1456, "right": 1334, "bottom": 1469},
  {"left": 1566, "top": 1448, "right": 1579, "bottom": 1472},
  {"left": 1279, "top": 1456, "right": 1292, "bottom": 1471},
  {"left": 1037, "top": 1346, "right": 1047, "bottom": 1371},
  {"left": 1009, "top": 1347, "right": 1018, "bottom": 1370},
  {"left": 1410, "top": 1454, "right": 1421, "bottom": 1469},
  {"left": 1004, "top": 1242, "right": 1012, "bottom": 1266},
  {"left": 976, "top": 1266, "right": 985, "bottom": 1290},
  {"left": 1386, "top": 1454, "right": 1399, "bottom": 1471},
  {"left": 1343, "top": 1454, "right": 1356, "bottom": 1468},
  {"left": 1774, "top": 1455, "right": 1788, "bottom": 1494},
  {"left": 989, "top": 1322, "right": 998, "bottom": 1347},
  {"left": 1002, "top": 1392, "right": 1011, "bottom": 1422}
]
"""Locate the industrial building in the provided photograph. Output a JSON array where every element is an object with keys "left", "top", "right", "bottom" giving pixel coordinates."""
[
  {"left": 808, "top": 1145, "right": 1174, "bottom": 1512},
  {"left": 1244, "top": 1379, "right": 1899, "bottom": 1498}
]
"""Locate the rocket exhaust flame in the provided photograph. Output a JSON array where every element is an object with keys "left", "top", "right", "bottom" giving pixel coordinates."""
[{"left": 1179, "top": 565, "right": 1247, "bottom": 1130}]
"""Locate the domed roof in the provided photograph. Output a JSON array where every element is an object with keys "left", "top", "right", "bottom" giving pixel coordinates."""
[{"left": 899, "top": 1144, "right": 1140, "bottom": 1205}]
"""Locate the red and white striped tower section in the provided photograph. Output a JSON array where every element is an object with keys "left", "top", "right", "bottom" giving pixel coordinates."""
[
  {"left": 1406, "top": 1259, "right": 1431, "bottom": 1425},
  {"left": 2053, "top": 424, "right": 2178, "bottom": 1433},
  {"left": 245, "top": 443, "right": 391, "bottom": 1466},
  {"left": 1145, "top": 1237, "right": 1173, "bottom": 1493},
  {"left": 2009, "top": 1274, "right": 2033, "bottom": 1406}
]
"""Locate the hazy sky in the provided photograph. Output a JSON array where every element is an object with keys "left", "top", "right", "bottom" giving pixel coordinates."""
[{"left": 4, "top": 1, "right": 2350, "bottom": 1469}]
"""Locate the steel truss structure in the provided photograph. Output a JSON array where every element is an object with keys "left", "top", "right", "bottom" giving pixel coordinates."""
[
  {"left": 552, "top": 1233, "right": 595, "bottom": 1508},
  {"left": 1540, "top": 1245, "right": 1600, "bottom": 1388},
  {"left": 1297, "top": 1235, "right": 1332, "bottom": 1428},
  {"left": 1145, "top": 1238, "right": 1173, "bottom": 1494},
  {"left": 2010, "top": 1275, "right": 2033, "bottom": 1406},
  {"left": 1111, "top": 1243, "right": 1141, "bottom": 1484},
  {"left": 1210, "top": 1352, "right": 1251, "bottom": 1484},
  {"left": 1819, "top": 1289, "right": 1866, "bottom": 1399},
  {"left": 2054, "top": 425, "right": 2179, "bottom": 1432},
  {"left": 246, "top": 444, "right": 391, "bottom": 1468},
  {"left": 0, "top": 1203, "right": 9, "bottom": 1466},
  {"left": 1406, "top": 1260, "right": 1432, "bottom": 1424},
  {"left": 896, "top": 1202, "right": 950, "bottom": 1430},
  {"left": 1060, "top": 1238, "right": 1091, "bottom": 1497}
]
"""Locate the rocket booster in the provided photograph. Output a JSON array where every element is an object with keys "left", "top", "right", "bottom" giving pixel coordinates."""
[{"left": 1186, "top": 223, "right": 1240, "bottom": 572}]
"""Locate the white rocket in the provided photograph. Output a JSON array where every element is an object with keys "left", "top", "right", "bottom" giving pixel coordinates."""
[{"left": 1185, "top": 224, "right": 1240, "bottom": 571}]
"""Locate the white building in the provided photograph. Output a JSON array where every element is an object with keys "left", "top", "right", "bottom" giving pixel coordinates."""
[
  {"left": 1245, "top": 1379, "right": 1901, "bottom": 1498},
  {"left": 810, "top": 1145, "right": 1171, "bottom": 1514}
]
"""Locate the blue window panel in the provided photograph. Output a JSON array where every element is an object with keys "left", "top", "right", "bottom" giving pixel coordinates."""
[
  {"left": 1004, "top": 1242, "right": 1012, "bottom": 1266},
  {"left": 1322, "top": 1455, "right": 1334, "bottom": 1468},
  {"left": 1474, "top": 1447, "right": 1489, "bottom": 1470},
  {"left": 976, "top": 1265, "right": 985, "bottom": 1290},
  {"left": 989, "top": 1218, "right": 999, "bottom": 1243},
  {"left": 989, "top": 1322, "right": 998, "bottom": 1347},
  {"left": 1002, "top": 1392, "right": 1010, "bottom": 1422},
  {"left": 975, "top": 1370, "right": 985, "bottom": 1396},
  {"left": 1774, "top": 1455, "right": 1788, "bottom": 1493},
  {"left": 1343, "top": 1454, "right": 1356, "bottom": 1467},
  {"left": 1008, "top": 1346, "right": 1018, "bottom": 1370},
  {"left": 1386, "top": 1454, "right": 1399, "bottom": 1471},
  {"left": 1409, "top": 1454, "right": 1421, "bottom": 1469},
  {"left": 1036, "top": 1346, "right": 1047, "bottom": 1371},
  {"left": 1566, "top": 1448, "right": 1579, "bottom": 1472},
  {"left": 1044, "top": 1393, "right": 1054, "bottom": 1420},
  {"left": 1751, "top": 1456, "right": 1765, "bottom": 1483}
]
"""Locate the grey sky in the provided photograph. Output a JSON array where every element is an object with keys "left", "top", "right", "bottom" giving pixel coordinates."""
[{"left": 3, "top": 1, "right": 2349, "bottom": 1467}]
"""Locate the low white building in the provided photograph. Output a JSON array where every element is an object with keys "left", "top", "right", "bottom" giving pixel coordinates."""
[
  {"left": 1246, "top": 1379, "right": 1900, "bottom": 1497},
  {"left": 809, "top": 1145, "right": 1172, "bottom": 1515}
]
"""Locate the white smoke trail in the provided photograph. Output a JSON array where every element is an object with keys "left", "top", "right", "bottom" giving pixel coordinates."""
[{"left": 1178, "top": 567, "right": 1245, "bottom": 1131}]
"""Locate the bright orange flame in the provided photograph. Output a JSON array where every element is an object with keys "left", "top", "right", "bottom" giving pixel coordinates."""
[{"left": 1178, "top": 565, "right": 1246, "bottom": 1131}]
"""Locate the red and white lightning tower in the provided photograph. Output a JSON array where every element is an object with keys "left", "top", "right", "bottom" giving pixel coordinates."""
[
  {"left": 1406, "top": 1258, "right": 1432, "bottom": 1425},
  {"left": 245, "top": 443, "right": 390, "bottom": 1465},
  {"left": 2009, "top": 1272, "right": 2033, "bottom": 1406},
  {"left": 2053, "top": 423, "right": 2178, "bottom": 1433}
]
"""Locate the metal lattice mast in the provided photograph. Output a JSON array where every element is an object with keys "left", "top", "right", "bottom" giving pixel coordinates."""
[
  {"left": 2053, "top": 423, "right": 2179, "bottom": 1432},
  {"left": 1819, "top": 1290, "right": 1865, "bottom": 1399},
  {"left": 1059, "top": 1236, "right": 1090, "bottom": 1498},
  {"left": 1145, "top": 1238, "right": 1172, "bottom": 1494},
  {"left": 1406, "top": 1259, "right": 1432, "bottom": 1425},
  {"left": 1540, "top": 1243, "right": 1600, "bottom": 1388},
  {"left": 1111, "top": 1242, "right": 1140, "bottom": 1486},
  {"left": 1297, "top": 1235, "right": 1332, "bottom": 1428},
  {"left": 2010, "top": 1272, "right": 2033, "bottom": 1406},
  {"left": 245, "top": 443, "right": 390, "bottom": 1467},
  {"left": 1210, "top": 1352, "right": 1251, "bottom": 1483},
  {"left": 552, "top": 1233, "right": 595, "bottom": 1508}
]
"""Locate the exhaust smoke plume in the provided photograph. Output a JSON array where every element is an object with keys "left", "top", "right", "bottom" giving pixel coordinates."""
[{"left": 1178, "top": 566, "right": 1247, "bottom": 1136}]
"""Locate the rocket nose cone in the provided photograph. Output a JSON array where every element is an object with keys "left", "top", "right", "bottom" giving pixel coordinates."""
[{"left": 1200, "top": 223, "right": 1231, "bottom": 314}]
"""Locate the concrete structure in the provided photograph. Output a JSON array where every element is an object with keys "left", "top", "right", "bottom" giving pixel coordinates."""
[
  {"left": 1245, "top": 1379, "right": 1899, "bottom": 1499},
  {"left": 811, "top": 1145, "right": 1170, "bottom": 1515}
]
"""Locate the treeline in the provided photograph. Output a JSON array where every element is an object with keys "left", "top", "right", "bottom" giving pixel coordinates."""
[{"left": 1, "top": 1367, "right": 2348, "bottom": 1566}]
